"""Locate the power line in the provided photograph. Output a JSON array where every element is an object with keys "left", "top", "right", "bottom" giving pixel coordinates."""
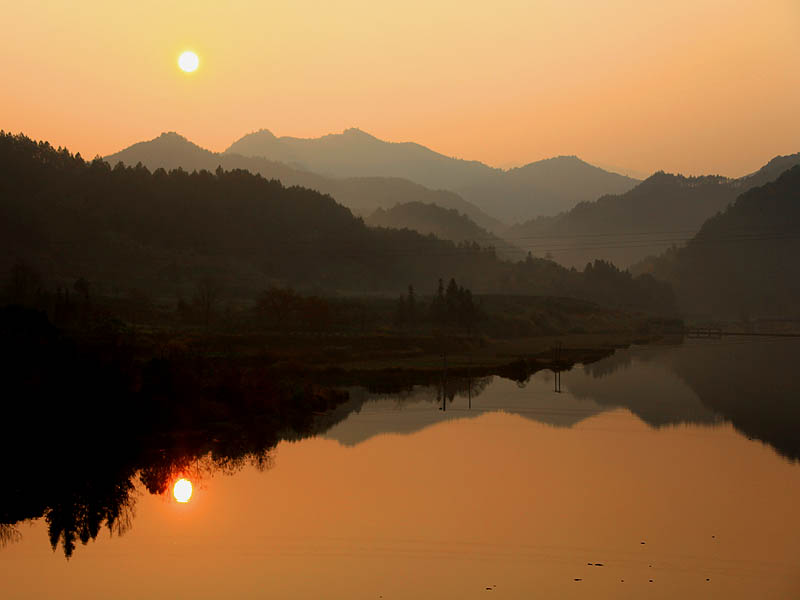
[{"left": 37, "top": 229, "right": 800, "bottom": 259}]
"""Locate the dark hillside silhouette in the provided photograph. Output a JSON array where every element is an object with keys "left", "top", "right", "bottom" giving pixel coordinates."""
[
  {"left": 366, "top": 201, "right": 519, "bottom": 259},
  {"left": 738, "top": 152, "right": 800, "bottom": 189},
  {"left": 506, "top": 155, "right": 800, "bottom": 269},
  {"left": 641, "top": 166, "right": 800, "bottom": 317}
]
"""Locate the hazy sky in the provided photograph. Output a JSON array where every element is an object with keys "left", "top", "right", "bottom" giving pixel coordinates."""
[{"left": 3, "top": 0, "right": 799, "bottom": 176}]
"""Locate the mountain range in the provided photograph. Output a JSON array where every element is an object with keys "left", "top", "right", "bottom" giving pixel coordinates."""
[
  {"left": 226, "top": 128, "right": 640, "bottom": 222},
  {"left": 102, "top": 129, "right": 800, "bottom": 318},
  {"left": 111, "top": 131, "right": 800, "bottom": 277},
  {"left": 106, "top": 132, "right": 504, "bottom": 234},
  {"left": 506, "top": 153, "right": 800, "bottom": 270},
  {"left": 1, "top": 132, "right": 674, "bottom": 313}
]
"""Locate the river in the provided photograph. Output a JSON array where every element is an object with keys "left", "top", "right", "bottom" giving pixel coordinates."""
[{"left": 2, "top": 337, "right": 799, "bottom": 599}]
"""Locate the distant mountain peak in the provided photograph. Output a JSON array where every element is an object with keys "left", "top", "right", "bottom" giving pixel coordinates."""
[
  {"left": 226, "top": 129, "right": 277, "bottom": 146},
  {"left": 104, "top": 131, "right": 215, "bottom": 171},
  {"left": 547, "top": 154, "right": 582, "bottom": 162},
  {"left": 142, "top": 132, "right": 212, "bottom": 154},
  {"left": 512, "top": 154, "right": 625, "bottom": 175},
  {"left": 341, "top": 127, "right": 372, "bottom": 138},
  {"left": 156, "top": 131, "right": 189, "bottom": 142},
  {"left": 755, "top": 152, "right": 800, "bottom": 170},
  {"left": 248, "top": 128, "right": 277, "bottom": 139},
  {"left": 740, "top": 152, "right": 800, "bottom": 188},
  {"left": 315, "top": 127, "right": 381, "bottom": 144}
]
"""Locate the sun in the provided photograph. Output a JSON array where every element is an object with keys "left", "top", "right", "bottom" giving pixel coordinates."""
[
  {"left": 178, "top": 51, "right": 199, "bottom": 73},
  {"left": 173, "top": 478, "right": 193, "bottom": 503}
]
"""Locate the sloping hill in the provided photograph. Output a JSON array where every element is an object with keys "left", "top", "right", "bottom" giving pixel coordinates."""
[
  {"left": 365, "top": 202, "right": 519, "bottom": 259},
  {"left": 106, "top": 133, "right": 504, "bottom": 233},
  {"left": 506, "top": 173, "right": 738, "bottom": 269},
  {"left": 644, "top": 166, "right": 800, "bottom": 317},
  {"left": 458, "top": 155, "right": 640, "bottom": 222},
  {"left": 226, "top": 128, "right": 639, "bottom": 221},
  {"left": 739, "top": 153, "right": 800, "bottom": 189},
  {"left": 226, "top": 127, "right": 494, "bottom": 189},
  {"left": 506, "top": 154, "right": 800, "bottom": 270}
]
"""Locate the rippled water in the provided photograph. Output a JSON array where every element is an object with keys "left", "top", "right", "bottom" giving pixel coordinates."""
[{"left": 3, "top": 338, "right": 800, "bottom": 599}]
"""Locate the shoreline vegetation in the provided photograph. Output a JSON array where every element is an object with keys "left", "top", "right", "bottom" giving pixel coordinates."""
[{"left": 159, "top": 330, "right": 654, "bottom": 386}]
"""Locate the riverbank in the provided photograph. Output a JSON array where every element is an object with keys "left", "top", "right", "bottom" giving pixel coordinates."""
[{"left": 141, "top": 329, "right": 665, "bottom": 388}]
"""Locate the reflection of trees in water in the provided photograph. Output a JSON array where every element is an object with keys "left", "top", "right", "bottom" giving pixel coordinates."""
[
  {"left": 45, "top": 478, "right": 136, "bottom": 559},
  {"left": 582, "top": 351, "right": 633, "bottom": 379},
  {"left": 0, "top": 307, "right": 347, "bottom": 558},
  {"left": 662, "top": 338, "right": 800, "bottom": 462},
  {"left": 439, "top": 375, "right": 493, "bottom": 404},
  {"left": 365, "top": 376, "right": 494, "bottom": 407},
  {"left": 40, "top": 441, "right": 287, "bottom": 559},
  {"left": 581, "top": 340, "right": 687, "bottom": 379},
  {"left": 0, "top": 524, "right": 22, "bottom": 548},
  {"left": 575, "top": 338, "right": 800, "bottom": 461},
  {"left": 4, "top": 397, "right": 337, "bottom": 558}
]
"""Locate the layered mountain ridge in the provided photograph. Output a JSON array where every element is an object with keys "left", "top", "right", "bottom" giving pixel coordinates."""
[
  {"left": 225, "top": 128, "right": 640, "bottom": 221},
  {"left": 106, "top": 132, "right": 505, "bottom": 234}
]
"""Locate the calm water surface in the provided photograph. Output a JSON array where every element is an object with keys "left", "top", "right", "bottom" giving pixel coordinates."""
[{"left": 3, "top": 338, "right": 800, "bottom": 599}]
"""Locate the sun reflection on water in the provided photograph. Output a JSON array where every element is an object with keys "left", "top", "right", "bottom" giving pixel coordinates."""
[{"left": 172, "top": 478, "right": 193, "bottom": 503}]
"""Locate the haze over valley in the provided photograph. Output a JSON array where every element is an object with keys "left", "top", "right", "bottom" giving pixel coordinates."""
[{"left": 97, "top": 127, "right": 800, "bottom": 318}]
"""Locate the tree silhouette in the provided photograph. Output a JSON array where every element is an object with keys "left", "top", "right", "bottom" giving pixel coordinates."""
[
  {"left": 4, "top": 261, "right": 43, "bottom": 306},
  {"left": 73, "top": 277, "right": 90, "bottom": 303},
  {"left": 193, "top": 278, "right": 221, "bottom": 330}
]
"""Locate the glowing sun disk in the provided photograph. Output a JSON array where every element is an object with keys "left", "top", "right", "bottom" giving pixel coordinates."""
[
  {"left": 173, "top": 478, "right": 193, "bottom": 503},
  {"left": 178, "top": 51, "right": 199, "bottom": 73}
]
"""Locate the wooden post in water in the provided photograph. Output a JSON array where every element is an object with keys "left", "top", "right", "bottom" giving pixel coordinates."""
[
  {"left": 468, "top": 385, "right": 471, "bottom": 409},
  {"left": 442, "top": 350, "right": 447, "bottom": 412},
  {"left": 468, "top": 356, "right": 472, "bottom": 410},
  {"left": 552, "top": 341, "right": 563, "bottom": 393}
]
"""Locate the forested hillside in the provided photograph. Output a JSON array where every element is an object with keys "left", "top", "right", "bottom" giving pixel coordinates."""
[
  {"left": 642, "top": 166, "right": 800, "bottom": 317},
  {"left": 366, "top": 202, "right": 519, "bottom": 259},
  {"left": 506, "top": 156, "right": 800, "bottom": 270},
  {"left": 1, "top": 132, "right": 674, "bottom": 314}
]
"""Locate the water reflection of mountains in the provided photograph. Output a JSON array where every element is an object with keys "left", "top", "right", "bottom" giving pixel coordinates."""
[
  {"left": 325, "top": 339, "right": 800, "bottom": 464},
  {"left": 586, "top": 338, "right": 800, "bottom": 462},
  {"left": 2, "top": 307, "right": 798, "bottom": 557}
]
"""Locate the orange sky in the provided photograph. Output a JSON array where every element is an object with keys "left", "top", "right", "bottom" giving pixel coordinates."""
[{"left": 2, "top": 0, "right": 799, "bottom": 177}]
